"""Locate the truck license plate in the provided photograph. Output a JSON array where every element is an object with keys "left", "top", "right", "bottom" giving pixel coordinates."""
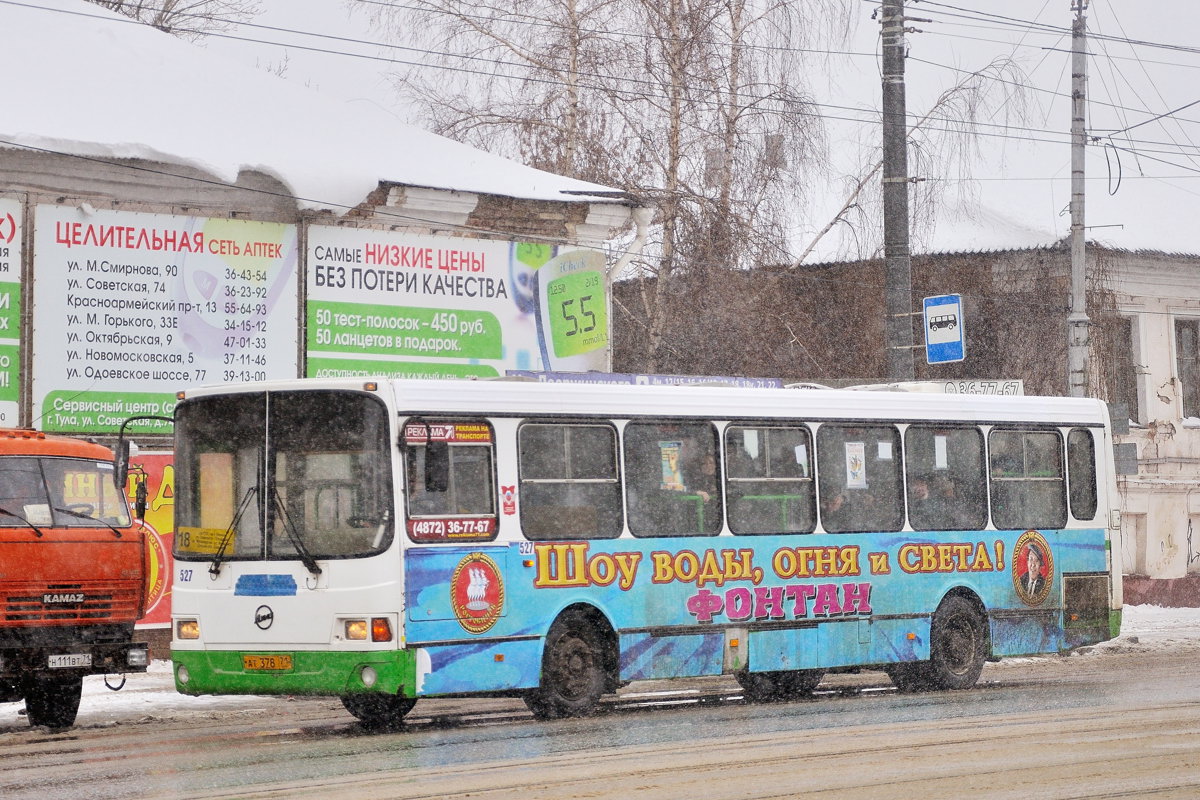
[
  {"left": 242, "top": 654, "right": 293, "bottom": 672},
  {"left": 48, "top": 653, "right": 92, "bottom": 669}
]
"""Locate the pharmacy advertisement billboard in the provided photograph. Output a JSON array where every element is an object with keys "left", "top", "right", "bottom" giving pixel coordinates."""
[
  {"left": 32, "top": 205, "right": 298, "bottom": 433},
  {"left": 306, "top": 226, "right": 609, "bottom": 379}
]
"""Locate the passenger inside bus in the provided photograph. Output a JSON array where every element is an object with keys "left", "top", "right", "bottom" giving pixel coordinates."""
[{"left": 659, "top": 442, "right": 720, "bottom": 534}]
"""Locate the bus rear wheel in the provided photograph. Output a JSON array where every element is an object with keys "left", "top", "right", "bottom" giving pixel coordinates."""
[
  {"left": 24, "top": 675, "right": 83, "bottom": 728},
  {"left": 888, "top": 596, "right": 986, "bottom": 692},
  {"left": 526, "top": 615, "right": 607, "bottom": 719},
  {"left": 736, "top": 669, "right": 825, "bottom": 702},
  {"left": 341, "top": 693, "right": 417, "bottom": 727},
  {"left": 928, "top": 595, "right": 986, "bottom": 689}
]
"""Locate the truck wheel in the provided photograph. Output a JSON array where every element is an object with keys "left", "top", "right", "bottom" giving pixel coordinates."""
[
  {"left": 341, "top": 693, "right": 417, "bottom": 726},
  {"left": 736, "top": 669, "right": 825, "bottom": 702},
  {"left": 24, "top": 675, "right": 83, "bottom": 728},
  {"left": 525, "top": 613, "right": 607, "bottom": 719}
]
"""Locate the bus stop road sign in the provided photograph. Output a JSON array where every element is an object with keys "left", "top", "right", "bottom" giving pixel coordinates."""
[{"left": 924, "top": 294, "right": 965, "bottom": 364}]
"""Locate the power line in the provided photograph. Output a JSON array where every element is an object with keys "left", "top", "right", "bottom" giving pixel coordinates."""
[{"left": 16, "top": 0, "right": 1200, "bottom": 167}]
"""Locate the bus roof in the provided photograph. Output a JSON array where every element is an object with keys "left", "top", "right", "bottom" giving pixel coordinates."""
[{"left": 180, "top": 378, "right": 1112, "bottom": 428}]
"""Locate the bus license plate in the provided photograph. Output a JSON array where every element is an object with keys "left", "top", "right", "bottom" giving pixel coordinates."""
[
  {"left": 48, "top": 653, "right": 92, "bottom": 669},
  {"left": 242, "top": 654, "right": 293, "bottom": 672}
]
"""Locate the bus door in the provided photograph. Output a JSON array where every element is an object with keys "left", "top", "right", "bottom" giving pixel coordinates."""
[{"left": 400, "top": 418, "right": 510, "bottom": 691}]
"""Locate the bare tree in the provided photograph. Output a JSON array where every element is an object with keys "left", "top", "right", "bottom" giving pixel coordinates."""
[
  {"left": 363, "top": 0, "right": 850, "bottom": 372},
  {"left": 795, "top": 58, "right": 1031, "bottom": 265},
  {"left": 87, "top": 0, "right": 261, "bottom": 38}
]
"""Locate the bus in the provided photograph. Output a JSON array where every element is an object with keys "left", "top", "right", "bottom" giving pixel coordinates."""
[
  {"left": 0, "top": 429, "right": 150, "bottom": 728},
  {"left": 167, "top": 378, "right": 1121, "bottom": 723}
]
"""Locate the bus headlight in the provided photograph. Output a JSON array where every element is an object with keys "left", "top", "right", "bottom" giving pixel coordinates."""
[
  {"left": 176, "top": 619, "right": 200, "bottom": 640},
  {"left": 361, "top": 666, "right": 378, "bottom": 687},
  {"left": 177, "top": 664, "right": 190, "bottom": 685},
  {"left": 345, "top": 620, "right": 368, "bottom": 641}
]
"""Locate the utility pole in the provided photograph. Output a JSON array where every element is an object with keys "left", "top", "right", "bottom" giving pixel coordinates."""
[
  {"left": 1068, "top": 0, "right": 1090, "bottom": 397},
  {"left": 881, "top": 0, "right": 915, "bottom": 381}
]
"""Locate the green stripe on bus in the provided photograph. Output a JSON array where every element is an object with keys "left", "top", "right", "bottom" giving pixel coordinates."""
[{"left": 171, "top": 649, "right": 418, "bottom": 698}]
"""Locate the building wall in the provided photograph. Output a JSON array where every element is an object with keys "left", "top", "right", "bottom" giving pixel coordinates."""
[
  {"left": 0, "top": 148, "right": 632, "bottom": 433},
  {"left": 1109, "top": 251, "right": 1200, "bottom": 580}
]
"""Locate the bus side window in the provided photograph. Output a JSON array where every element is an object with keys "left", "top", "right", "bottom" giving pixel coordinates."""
[
  {"left": 403, "top": 419, "right": 498, "bottom": 542},
  {"left": 725, "top": 425, "right": 815, "bottom": 534},
  {"left": 903, "top": 426, "right": 987, "bottom": 531},
  {"left": 816, "top": 424, "right": 903, "bottom": 533},
  {"left": 989, "top": 429, "right": 1066, "bottom": 530},
  {"left": 1067, "top": 428, "right": 1098, "bottom": 521},
  {"left": 624, "top": 420, "right": 722, "bottom": 537},
  {"left": 518, "top": 422, "right": 622, "bottom": 540}
]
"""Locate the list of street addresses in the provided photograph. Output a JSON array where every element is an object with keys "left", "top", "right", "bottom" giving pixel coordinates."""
[
  {"left": 34, "top": 205, "right": 298, "bottom": 434},
  {"left": 307, "top": 225, "right": 610, "bottom": 379},
  {"left": 0, "top": 199, "right": 21, "bottom": 426}
]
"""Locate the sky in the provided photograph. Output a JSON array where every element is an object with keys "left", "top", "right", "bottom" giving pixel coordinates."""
[
  {"left": 6, "top": 1, "right": 1200, "bottom": 256},
  {"left": 0, "top": 0, "right": 622, "bottom": 209},
  {"left": 2, "top": 603, "right": 1195, "bottom": 726},
  {"left": 203, "top": 0, "right": 1200, "bottom": 258}
]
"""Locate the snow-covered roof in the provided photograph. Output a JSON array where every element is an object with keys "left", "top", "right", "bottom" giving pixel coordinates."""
[{"left": 0, "top": 0, "right": 625, "bottom": 211}]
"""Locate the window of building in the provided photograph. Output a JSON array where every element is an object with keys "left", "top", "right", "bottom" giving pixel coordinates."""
[
  {"left": 1067, "top": 428, "right": 1098, "bottom": 521},
  {"left": 724, "top": 424, "right": 815, "bottom": 534},
  {"left": 1106, "top": 315, "right": 1141, "bottom": 425},
  {"left": 816, "top": 424, "right": 903, "bottom": 533},
  {"left": 624, "top": 421, "right": 721, "bottom": 537},
  {"left": 989, "top": 429, "right": 1066, "bottom": 530},
  {"left": 1177, "top": 318, "right": 1200, "bottom": 419},
  {"left": 518, "top": 422, "right": 622, "bottom": 540},
  {"left": 904, "top": 426, "right": 987, "bottom": 531}
]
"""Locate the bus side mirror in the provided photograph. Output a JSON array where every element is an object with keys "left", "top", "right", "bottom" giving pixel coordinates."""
[{"left": 426, "top": 440, "right": 449, "bottom": 492}]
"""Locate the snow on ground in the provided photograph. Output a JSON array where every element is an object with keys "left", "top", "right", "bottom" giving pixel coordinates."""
[{"left": 2, "top": 605, "right": 1198, "bottom": 727}]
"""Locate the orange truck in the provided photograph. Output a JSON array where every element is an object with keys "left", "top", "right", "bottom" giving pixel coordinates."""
[{"left": 0, "top": 429, "right": 149, "bottom": 727}]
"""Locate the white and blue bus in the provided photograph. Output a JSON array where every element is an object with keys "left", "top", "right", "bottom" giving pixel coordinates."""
[{"left": 168, "top": 378, "right": 1121, "bottom": 723}]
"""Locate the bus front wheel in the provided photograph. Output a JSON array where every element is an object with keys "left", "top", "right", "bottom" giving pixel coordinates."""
[
  {"left": 736, "top": 669, "right": 825, "bottom": 702},
  {"left": 341, "top": 693, "right": 417, "bottom": 727},
  {"left": 24, "top": 675, "right": 83, "bottom": 728},
  {"left": 525, "top": 614, "right": 607, "bottom": 719}
]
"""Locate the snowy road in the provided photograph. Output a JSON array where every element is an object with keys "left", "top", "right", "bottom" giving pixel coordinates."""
[{"left": 2, "top": 606, "right": 1199, "bottom": 799}]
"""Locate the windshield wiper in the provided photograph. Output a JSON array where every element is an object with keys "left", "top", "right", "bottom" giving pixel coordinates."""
[
  {"left": 270, "top": 488, "right": 322, "bottom": 578},
  {"left": 0, "top": 505, "right": 45, "bottom": 537},
  {"left": 53, "top": 506, "right": 124, "bottom": 538},
  {"left": 209, "top": 485, "right": 258, "bottom": 577}
]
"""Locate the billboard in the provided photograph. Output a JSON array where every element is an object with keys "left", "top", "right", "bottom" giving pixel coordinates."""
[
  {"left": 306, "top": 227, "right": 610, "bottom": 378},
  {"left": 0, "top": 199, "right": 20, "bottom": 425},
  {"left": 32, "top": 205, "right": 299, "bottom": 433}
]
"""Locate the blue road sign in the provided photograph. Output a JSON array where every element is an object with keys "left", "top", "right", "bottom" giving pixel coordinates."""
[{"left": 924, "top": 294, "right": 965, "bottom": 364}]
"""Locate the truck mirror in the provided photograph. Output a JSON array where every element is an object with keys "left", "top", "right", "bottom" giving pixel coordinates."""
[
  {"left": 135, "top": 478, "right": 148, "bottom": 520},
  {"left": 114, "top": 439, "right": 130, "bottom": 490}
]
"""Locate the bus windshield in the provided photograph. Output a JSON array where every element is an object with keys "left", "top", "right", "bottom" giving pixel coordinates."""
[{"left": 173, "top": 390, "right": 394, "bottom": 561}]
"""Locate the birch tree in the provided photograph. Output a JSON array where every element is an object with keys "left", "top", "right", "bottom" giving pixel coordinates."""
[
  {"left": 363, "top": 0, "right": 848, "bottom": 372},
  {"left": 87, "top": 0, "right": 260, "bottom": 37}
]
